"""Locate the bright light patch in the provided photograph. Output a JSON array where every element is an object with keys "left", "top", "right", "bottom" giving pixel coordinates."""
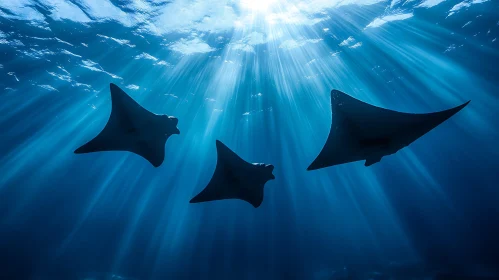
[{"left": 240, "top": 0, "right": 277, "bottom": 12}]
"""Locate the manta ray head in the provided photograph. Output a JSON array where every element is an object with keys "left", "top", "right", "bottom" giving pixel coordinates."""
[
  {"left": 162, "top": 115, "right": 180, "bottom": 135},
  {"left": 254, "top": 163, "right": 275, "bottom": 181}
]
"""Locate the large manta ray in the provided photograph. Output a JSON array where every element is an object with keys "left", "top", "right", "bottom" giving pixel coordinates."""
[
  {"left": 74, "top": 83, "right": 180, "bottom": 167},
  {"left": 307, "top": 89, "right": 470, "bottom": 170},
  {"left": 190, "top": 140, "right": 275, "bottom": 208}
]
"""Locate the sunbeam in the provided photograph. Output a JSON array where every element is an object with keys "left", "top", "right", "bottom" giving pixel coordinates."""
[{"left": 1, "top": 0, "right": 499, "bottom": 279}]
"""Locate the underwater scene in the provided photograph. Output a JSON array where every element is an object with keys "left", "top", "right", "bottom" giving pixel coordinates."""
[{"left": 1, "top": 0, "right": 499, "bottom": 279}]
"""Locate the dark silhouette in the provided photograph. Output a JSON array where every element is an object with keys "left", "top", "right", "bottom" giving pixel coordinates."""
[
  {"left": 308, "top": 89, "right": 470, "bottom": 170},
  {"left": 190, "top": 140, "right": 275, "bottom": 208},
  {"left": 75, "top": 83, "right": 179, "bottom": 167}
]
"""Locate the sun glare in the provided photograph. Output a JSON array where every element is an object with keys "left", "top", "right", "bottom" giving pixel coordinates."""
[{"left": 240, "top": 0, "right": 277, "bottom": 12}]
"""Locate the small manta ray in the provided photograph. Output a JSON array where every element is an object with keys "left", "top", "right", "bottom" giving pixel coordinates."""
[
  {"left": 190, "top": 140, "right": 275, "bottom": 208},
  {"left": 74, "top": 83, "right": 180, "bottom": 167},
  {"left": 307, "top": 89, "right": 470, "bottom": 170}
]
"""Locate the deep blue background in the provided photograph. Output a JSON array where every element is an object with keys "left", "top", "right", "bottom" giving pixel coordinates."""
[{"left": 1, "top": 1, "right": 499, "bottom": 279}]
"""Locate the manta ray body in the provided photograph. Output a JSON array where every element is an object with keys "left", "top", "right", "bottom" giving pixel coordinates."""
[
  {"left": 190, "top": 140, "right": 275, "bottom": 208},
  {"left": 75, "top": 83, "right": 180, "bottom": 167},
  {"left": 308, "top": 90, "right": 470, "bottom": 170}
]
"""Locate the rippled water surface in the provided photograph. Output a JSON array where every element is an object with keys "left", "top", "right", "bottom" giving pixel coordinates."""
[{"left": 1, "top": 0, "right": 499, "bottom": 279}]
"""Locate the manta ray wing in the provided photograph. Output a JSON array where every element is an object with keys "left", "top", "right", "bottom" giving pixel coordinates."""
[
  {"left": 190, "top": 140, "right": 268, "bottom": 208},
  {"left": 308, "top": 90, "right": 470, "bottom": 170},
  {"left": 75, "top": 83, "right": 170, "bottom": 167}
]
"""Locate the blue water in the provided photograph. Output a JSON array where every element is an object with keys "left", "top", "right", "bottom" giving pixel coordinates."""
[{"left": 1, "top": 1, "right": 499, "bottom": 279}]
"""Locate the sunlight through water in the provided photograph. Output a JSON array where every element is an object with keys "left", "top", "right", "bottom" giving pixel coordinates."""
[
  {"left": 240, "top": 0, "right": 278, "bottom": 12},
  {"left": 0, "top": 0, "right": 499, "bottom": 279}
]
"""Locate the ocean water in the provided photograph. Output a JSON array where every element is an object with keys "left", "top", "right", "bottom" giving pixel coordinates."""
[{"left": 1, "top": 0, "right": 499, "bottom": 279}]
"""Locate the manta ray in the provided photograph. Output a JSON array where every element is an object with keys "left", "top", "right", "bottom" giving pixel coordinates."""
[
  {"left": 190, "top": 140, "right": 275, "bottom": 208},
  {"left": 74, "top": 83, "right": 180, "bottom": 167},
  {"left": 307, "top": 89, "right": 470, "bottom": 170}
]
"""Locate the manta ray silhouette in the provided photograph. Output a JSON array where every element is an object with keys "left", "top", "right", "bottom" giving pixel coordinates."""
[
  {"left": 74, "top": 83, "right": 180, "bottom": 167},
  {"left": 190, "top": 140, "right": 275, "bottom": 208},
  {"left": 307, "top": 89, "right": 470, "bottom": 170}
]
